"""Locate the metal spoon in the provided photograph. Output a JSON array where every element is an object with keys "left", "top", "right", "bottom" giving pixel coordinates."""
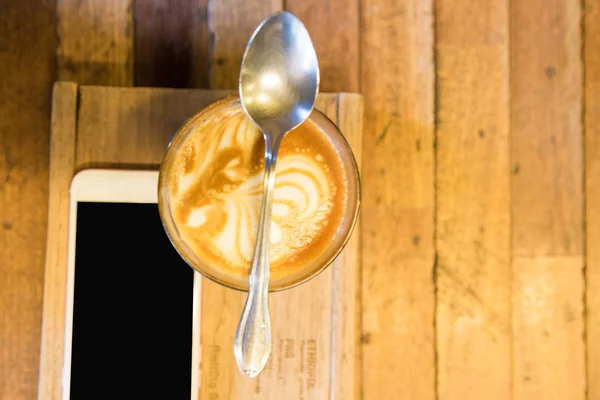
[{"left": 235, "top": 11, "right": 319, "bottom": 378}]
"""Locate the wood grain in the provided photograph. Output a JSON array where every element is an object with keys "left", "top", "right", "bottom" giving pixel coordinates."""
[
  {"left": 510, "top": 0, "right": 585, "bottom": 397},
  {"left": 285, "top": 0, "right": 360, "bottom": 93},
  {"left": 330, "top": 94, "right": 363, "bottom": 400},
  {"left": 586, "top": 0, "right": 600, "bottom": 397},
  {"left": 134, "top": 0, "right": 209, "bottom": 88},
  {"left": 37, "top": 82, "right": 78, "bottom": 400},
  {"left": 512, "top": 256, "right": 585, "bottom": 399},
  {"left": 361, "top": 0, "right": 436, "bottom": 398},
  {"left": 435, "top": 1, "right": 511, "bottom": 398},
  {"left": 57, "top": 0, "right": 134, "bottom": 86},
  {"left": 0, "top": 2, "right": 56, "bottom": 399},
  {"left": 74, "top": 87, "right": 230, "bottom": 169},
  {"left": 511, "top": 0, "right": 583, "bottom": 258},
  {"left": 208, "top": 0, "right": 281, "bottom": 89}
]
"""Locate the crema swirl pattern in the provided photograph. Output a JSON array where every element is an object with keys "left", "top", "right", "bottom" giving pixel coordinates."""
[{"left": 168, "top": 107, "right": 348, "bottom": 276}]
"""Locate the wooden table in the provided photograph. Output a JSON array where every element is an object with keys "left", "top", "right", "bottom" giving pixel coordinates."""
[{"left": 0, "top": 0, "right": 597, "bottom": 399}]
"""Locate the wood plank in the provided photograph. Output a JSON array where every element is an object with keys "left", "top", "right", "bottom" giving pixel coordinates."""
[
  {"left": 191, "top": 273, "right": 203, "bottom": 400},
  {"left": 435, "top": 1, "right": 511, "bottom": 398},
  {"left": 511, "top": 0, "right": 583, "bottom": 257},
  {"left": 285, "top": 0, "right": 360, "bottom": 93},
  {"left": 198, "top": 278, "right": 240, "bottom": 400},
  {"left": 57, "top": 0, "right": 134, "bottom": 86},
  {"left": 512, "top": 256, "right": 585, "bottom": 399},
  {"left": 134, "top": 0, "right": 210, "bottom": 88},
  {"left": 0, "top": 2, "right": 56, "bottom": 398},
  {"left": 330, "top": 94, "right": 363, "bottom": 400},
  {"left": 37, "top": 82, "right": 78, "bottom": 400},
  {"left": 360, "top": 0, "right": 435, "bottom": 398},
  {"left": 190, "top": 0, "right": 210, "bottom": 89},
  {"left": 208, "top": 0, "right": 281, "bottom": 89},
  {"left": 586, "top": 0, "right": 600, "bottom": 397},
  {"left": 510, "top": 0, "right": 585, "bottom": 398},
  {"left": 74, "top": 87, "right": 230, "bottom": 168}
]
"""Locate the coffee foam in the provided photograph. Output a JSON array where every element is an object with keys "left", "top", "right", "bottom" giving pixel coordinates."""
[{"left": 168, "top": 106, "right": 348, "bottom": 278}]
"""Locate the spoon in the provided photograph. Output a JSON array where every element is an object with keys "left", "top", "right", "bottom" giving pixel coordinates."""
[{"left": 234, "top": 11, "right": 319, "bottom": 378}]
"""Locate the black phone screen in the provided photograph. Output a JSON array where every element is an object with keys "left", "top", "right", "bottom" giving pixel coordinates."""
[{"left": 70, "top": 202, "right": 194, "bottom": 399}]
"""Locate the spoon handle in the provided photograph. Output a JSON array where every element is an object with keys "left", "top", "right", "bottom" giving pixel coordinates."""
[{"left": 234, "top": 140, "right": 280, "bottom": 378}]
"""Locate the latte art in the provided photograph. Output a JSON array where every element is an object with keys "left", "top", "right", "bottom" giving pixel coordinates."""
[{"left": 168, "top": 106, "right": 348, "bottom": 280}]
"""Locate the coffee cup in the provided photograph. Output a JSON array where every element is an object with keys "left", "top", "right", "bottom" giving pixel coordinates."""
[{"left": 158, "top": 95, "right": 360, "bottom": 291}]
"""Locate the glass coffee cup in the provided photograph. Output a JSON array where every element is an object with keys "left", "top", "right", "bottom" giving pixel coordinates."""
[{"left": 158, "top": 95, "right": 360, "bottom": 291}]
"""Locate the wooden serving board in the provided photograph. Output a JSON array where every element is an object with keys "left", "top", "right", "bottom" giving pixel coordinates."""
[{"left": 38, "top": 82, "right": 363, "bottom": 400}]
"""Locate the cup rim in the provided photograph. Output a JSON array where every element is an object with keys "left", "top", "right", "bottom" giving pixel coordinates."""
[{"left": 157, "top": 95, "right": 361, "bottom": 292}]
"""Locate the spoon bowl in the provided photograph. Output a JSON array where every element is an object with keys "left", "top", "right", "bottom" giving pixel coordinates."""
[
  {"left": 240, "top": 11, "right": 319, "bottom": 138},
  {"left": 235, "top": 11, "right": 320, "bottom": 378}
]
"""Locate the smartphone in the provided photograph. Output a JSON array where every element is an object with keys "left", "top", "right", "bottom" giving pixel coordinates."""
[{"left": 62, "top": 169, "right": 201, "bottom": 400}]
